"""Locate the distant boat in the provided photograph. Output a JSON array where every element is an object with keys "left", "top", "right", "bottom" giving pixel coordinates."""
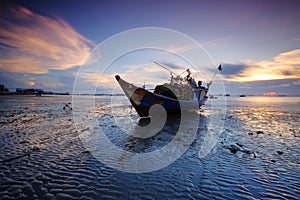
[
  {"left": 225, "top": 94, "right": 230, "bottom": 96},
  {"left": 209, "top": 95, "right": 218, "bottom": 99},
  {"left": 239, "top": 95, "right": 246, "bottom": 97},
  {"left": 115, "top": 71, "right": 210, "bottom": 117}
]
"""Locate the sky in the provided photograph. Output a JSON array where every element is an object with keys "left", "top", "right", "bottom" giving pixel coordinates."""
[{"left": 0, "top": 0, "right": 299, "bottom": 96}]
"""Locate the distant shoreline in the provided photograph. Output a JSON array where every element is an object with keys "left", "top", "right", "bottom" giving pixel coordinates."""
[
  {"left": 1, "top": 92, "right": 299, "bottom": 97},
  {"left": 0, "top": 92, "right": 70, "bottom": 96},
  {"left": 0, "top": 92, "right": 125, "bottom": 97}
]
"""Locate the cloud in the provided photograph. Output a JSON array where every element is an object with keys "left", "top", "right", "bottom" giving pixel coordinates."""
[
  {"left": 223, "top": 78, "right": 300, "bottom": 96},
  {"left": 26, "top": 77, "right": 36, "bottom": 86},
  {"left": 165, "top": 45, "right": 196, "bottom": 54},
  {"left": 0, "top": 6, "right": 94, "bottom": 74},
  {"left": 221, "top": 63, "right": 247, "bottom": 76},
  {"left": 79, "top": 63, "right": 171, "bottom": 89},
  {"left": 263, "top": 92, "right": 277, "bottom": 96},
  {"left": 277, "top": 83, "right": 290, "bottom": 87},
  {"left": 202, "top": 37, "right": 231, "bottom": 48},
  {"left": 223, "top": 49, "right": 300, "bottom": 82},
  {"left": 291, "top": 37, "right": 300, "bottom": 42},
  {"left": 73, "top": 62, "right": 185, "bottom": 94},
  {"left": 293, "top": 79, "right": 300, "bottom": 85},
  {"left": 0, "top": 66, "right": 78, "bottom": 92},
  {"left": 159, "top": 62, "right": 182, "bottom": 70}
]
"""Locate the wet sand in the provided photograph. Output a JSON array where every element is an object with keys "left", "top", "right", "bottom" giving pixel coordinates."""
[{"left": 0, "top": 95, "right": 299, "bottom": 199}]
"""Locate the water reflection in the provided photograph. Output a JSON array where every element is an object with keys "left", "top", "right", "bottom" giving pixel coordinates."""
[
  {"left": 103, "top": 110, "right": 207, "bottom": 154},
  {"left": 229, "top": 96, "right": 300, "bottom": 105}
]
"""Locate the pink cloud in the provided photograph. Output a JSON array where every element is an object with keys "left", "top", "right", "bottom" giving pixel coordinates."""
[
  {"left": 226, "top": 49, "right": 300, "bottom": 82},
  {"left": 0, "top": 6, "right": 94, "bottom": 74}
]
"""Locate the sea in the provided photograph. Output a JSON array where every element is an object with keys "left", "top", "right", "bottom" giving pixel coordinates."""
[{"left": 0, "top": 95, "right": 299, "bottom": 199}]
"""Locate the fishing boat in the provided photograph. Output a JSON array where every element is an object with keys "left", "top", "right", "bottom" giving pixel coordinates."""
[{"left": 115, "top": 63, "right": 220, "bottom": 117}]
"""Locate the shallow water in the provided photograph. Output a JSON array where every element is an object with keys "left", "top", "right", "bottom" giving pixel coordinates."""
[{"left": 0, "top": 95, "right": 299, "bottom": 199}]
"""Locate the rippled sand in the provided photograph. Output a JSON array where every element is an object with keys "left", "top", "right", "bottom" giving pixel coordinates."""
[{"left": 0, "top": 95, "right": 299, "bottom": 199}]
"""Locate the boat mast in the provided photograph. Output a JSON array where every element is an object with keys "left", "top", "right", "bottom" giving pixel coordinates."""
[
  {"left": 154, "top": 62, "right": 179, "bottom": 76},
  {"left": 154, "top": 62, "right": 183, "bottom": 84},
  {"left": 207, "top": 64, "right": 222, "bottom": 89}
]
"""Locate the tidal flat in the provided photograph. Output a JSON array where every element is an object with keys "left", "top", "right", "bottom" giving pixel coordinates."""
[{"left": 0, "top": 95, "right": 299, "bottom": 199}]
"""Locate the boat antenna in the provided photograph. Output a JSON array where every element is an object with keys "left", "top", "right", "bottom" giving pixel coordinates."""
[
  {"left": 154, "top": 62, "right": 180, "bottom": 76},
  {"left": 208, "top": 64, "right": 222, "bottom": 88}
]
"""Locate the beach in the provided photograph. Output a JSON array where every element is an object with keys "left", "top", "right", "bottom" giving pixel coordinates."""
[{"left": 0, "top": 95, "right": 299, "bottom": 199}]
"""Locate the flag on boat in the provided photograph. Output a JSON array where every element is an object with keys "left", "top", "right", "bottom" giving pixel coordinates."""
[{"left": 218, "top": 64, "right": 222, "bottom": 71}]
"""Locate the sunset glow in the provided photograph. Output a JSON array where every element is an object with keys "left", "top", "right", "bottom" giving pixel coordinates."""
[
  {"left": 0, "top": 6, "right": 94, "bottom": 74},
  {"left": 26, "top": 81, "right": 35, "bottom": 87},
  {"left": 1, "top": 2, "right": 299, "bottom": 199},
  {"left": 263, "top": 92, "right": 277, "bottom": 96},
  {"left": 0, "top": 1, "right": 299, "bottom": 95},
  {"left": 224, "top": 49, "right": 300, "bottom": 83}
]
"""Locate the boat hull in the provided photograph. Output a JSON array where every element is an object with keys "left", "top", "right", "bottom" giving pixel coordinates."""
[{"left": 115, "top": 75, "right": 207, "bottom": 117}]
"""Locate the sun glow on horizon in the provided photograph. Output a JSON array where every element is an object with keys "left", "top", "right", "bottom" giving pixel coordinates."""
[
  {"left": 225, "top": 49, "right": 300, "bottom": 82},
  {"left": 26, "top": 81, "right": 35, "bottom": 87},
  {"left": 263, "top": 91, "right": 277, "bottom": 96},
  {"left": 226, "top": 74, "right": 290, "bottom": 82}
]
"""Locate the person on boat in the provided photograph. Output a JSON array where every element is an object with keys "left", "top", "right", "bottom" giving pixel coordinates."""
[
  {"left": 185, "top": 68, "right": 192, "bottom": 82},
  {"left": 198, "top": 80, "right": 206, "bottom": 89},
  {"left": 185, "top": 69, "right": 192, "bottom": 82},
  {"left": 190, "top": 78, "right": 197, "bottom": 88},
  {"left": 170, "top": 73, "right": 174, "bottom": 84}
]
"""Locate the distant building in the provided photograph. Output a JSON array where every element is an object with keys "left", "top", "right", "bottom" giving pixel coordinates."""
[
  {"left": 15, "top": 88, "right": 56, "bottom": 95},
  {"left": 0, "top": 84, "right": 9, "bottom": 92},
  {"left": 16, "top": 88, "right": 43, "bottom": 94},
  {"left": 16, "top": 88, "right": 27, "bottom": 93}
]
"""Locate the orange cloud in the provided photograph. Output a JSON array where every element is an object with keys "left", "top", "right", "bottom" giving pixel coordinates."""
[
  {"left": 26, "top": 81, "right": 35, "bottom": 86},
  {"left": 226, "top": 49, "right": 300, "bottom": 82},
  {"left": 263, "top": 92, "right": 277, "bottom": 96},
  {"left": 25, "top": 77, "right": 36, "bottom": 86},
  {"left": 0, "top": 6, "right": 94, "bottom": 74}
]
